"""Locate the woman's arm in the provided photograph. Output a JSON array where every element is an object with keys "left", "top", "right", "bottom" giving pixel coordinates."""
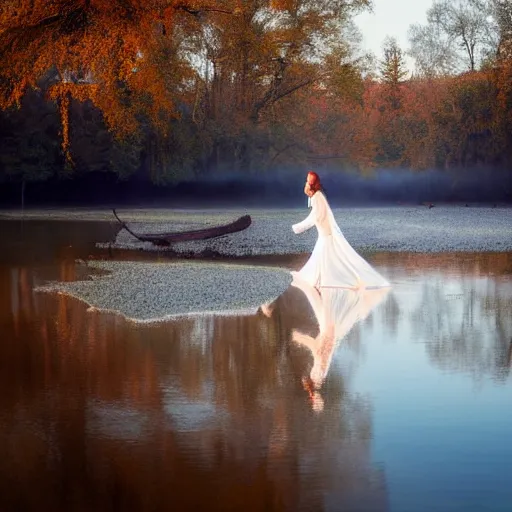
[{"left": 292, "top": 194, "right": 320, "bottom": 233}]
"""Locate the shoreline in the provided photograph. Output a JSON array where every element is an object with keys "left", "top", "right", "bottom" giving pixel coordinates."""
[
  {"left": 99, "top": 206, "right": 512, "bottom": 256},
  {"left": 1, "top": 201, "right": 511, "bottom": 218},
  {"left": 3, "top": 205, "right": 512, "bottom": 254}
]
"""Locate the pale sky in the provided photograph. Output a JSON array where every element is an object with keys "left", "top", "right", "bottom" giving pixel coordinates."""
[{"left": 354, "top": 0, "right": 434, "bottom": 67}]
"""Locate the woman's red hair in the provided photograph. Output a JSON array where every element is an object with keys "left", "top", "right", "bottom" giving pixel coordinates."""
[{"left": 307, "top": 171, "right": 322, "bottom": 193}]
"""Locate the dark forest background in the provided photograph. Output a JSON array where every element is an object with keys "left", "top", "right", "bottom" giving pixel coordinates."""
[{"left": 1, "top": 0, "right": 511, "bottom": 207}]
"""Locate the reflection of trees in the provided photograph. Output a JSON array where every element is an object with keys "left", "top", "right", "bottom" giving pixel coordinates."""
[
  {"left": 0, "top": 265, "right": 389, "bottom": 511},
  {"left": 2, "top": 244, "right": 511, "bottom": 510},
  {"left": 409, "top": 275, "right": 512, "bottom": 382},
  {"left": 373, "top": 251, "right": 512, "bottom": 381},
  {"left": 0, "top": 219, "right": 119, "bottom": 266},
  {"left": 383, "top": 292, "right": 400, "bottom": 337},
  {"left": 373, "top": 252, "right": 512, "bottom": 277}
]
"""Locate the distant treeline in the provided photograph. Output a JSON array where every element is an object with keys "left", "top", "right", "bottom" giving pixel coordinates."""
[{"left": 0, "top": 0, "right": 511, "bottom": 203}]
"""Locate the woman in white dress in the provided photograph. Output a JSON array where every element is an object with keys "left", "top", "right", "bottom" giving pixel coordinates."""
[{"left": 292, "top": 171, "right": 390, "bottom": 290}]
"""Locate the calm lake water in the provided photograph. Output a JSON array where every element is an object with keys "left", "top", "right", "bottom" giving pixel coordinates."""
[{"left": 1, "top": 219, "right": 511, "bottom": 512}]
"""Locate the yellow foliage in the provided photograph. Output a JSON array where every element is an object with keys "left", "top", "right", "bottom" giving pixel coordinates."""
[{"left": 0, "top": 0, "right": 254, "bottom": 161}]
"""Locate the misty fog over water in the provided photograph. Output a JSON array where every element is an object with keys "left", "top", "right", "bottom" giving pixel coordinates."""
[{"left": 1, "top": 168, "right": 511, "bottom": 208}]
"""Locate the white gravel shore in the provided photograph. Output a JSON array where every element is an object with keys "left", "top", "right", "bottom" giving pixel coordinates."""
[
  {"left": 22, "top": 205, "right": 511, "bottom": 321},
  {"left": 87, "top": 205, "right": 512, "bottom": 255},
  {"left": 36, "top": 260, "right": 292, "bottom": 322}
]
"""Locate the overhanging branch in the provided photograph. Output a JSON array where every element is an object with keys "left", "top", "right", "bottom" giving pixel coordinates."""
[
  {"left": 175, "top": 3, "right": 234, "bottom": 16},
  {"left": 251, "top": 72, "right": 328, "bottom": 122}
]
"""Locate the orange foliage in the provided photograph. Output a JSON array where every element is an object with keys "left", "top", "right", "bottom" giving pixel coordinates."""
[
  {"left": 356, "top": 70, "right": 508, "bottom": 170},
  {"left": 0, "top": 0, "right": 260, "bottom": 162},
  {"left": 269, "top": 0, "right": 295, "bottom": 9}
]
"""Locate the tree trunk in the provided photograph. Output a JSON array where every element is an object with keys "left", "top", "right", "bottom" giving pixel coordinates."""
[{"left": 21, "top": 180, "right": 26, "bottom": 212}]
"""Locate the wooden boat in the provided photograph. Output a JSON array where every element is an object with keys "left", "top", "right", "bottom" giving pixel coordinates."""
[{"left": 112, "top": 209, "right": 251, "bottom": 247}]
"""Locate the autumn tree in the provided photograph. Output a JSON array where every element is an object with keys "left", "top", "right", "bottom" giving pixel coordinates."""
[
  {"left": 364, "top": 38, "right": 410, "bottom": 166},
  {"left": 182, "top": 0, "right": 371, "bottom": 172},
  {"left": 493, "top": 0, "right": 512, "bottom": 59},
  {"left": 408, "top": 0, "right": 497, "bottom": 75},
  {"left": 469, "top": 0, "right": 512, "bottom": 61},
  {"left": 0, "top": 0, "right": 371, "bottom": 177},
  {"left": 482, "top": 1, "right": 512, "bottom": 170},
  {"left": 408, "top": 22, "right": 458, "bottom": 77},
  {"left": 0, "top": 1, "right": 292, "bottom": 163},
  {"left": 380, "top": 37, "right": 409, "bottom": 87},
  {"left": 386, "top": 77, "right": 447, "bottom": 169}
]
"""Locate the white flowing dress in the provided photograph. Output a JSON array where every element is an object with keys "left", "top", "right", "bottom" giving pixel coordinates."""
[{"left": 292, "top": 192, "right": 390, "bottom": 289}]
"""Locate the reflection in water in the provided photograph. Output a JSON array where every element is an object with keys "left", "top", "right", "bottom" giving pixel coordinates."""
[
  {"left": 0, "top": 261, "right": 390, "bottom": 512},
  {"left": 356, "top": 252, "right": 512, "bottom": 382},
  {"left": 426, "top": 277, "right": 512, "bottom": 381},
  {"left": 263, "top": 277, "right": 389, "bottom": 411},
  {"left": 397, "top": 273, "right": 512, "bottom": 382},
  {"left": 1, "top": 226, "right": 512, "bottom": 511}
]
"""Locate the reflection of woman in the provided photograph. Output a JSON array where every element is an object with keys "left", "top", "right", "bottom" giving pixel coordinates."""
[
  {"left": 258, "top": 277, "right": 389, "bottom": 411},
  {"left": 291, "top": 276, "right": 390, "bottom": 410},
  {"left": 292, "top": 171, "right": 390, "bottom": 290}
]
